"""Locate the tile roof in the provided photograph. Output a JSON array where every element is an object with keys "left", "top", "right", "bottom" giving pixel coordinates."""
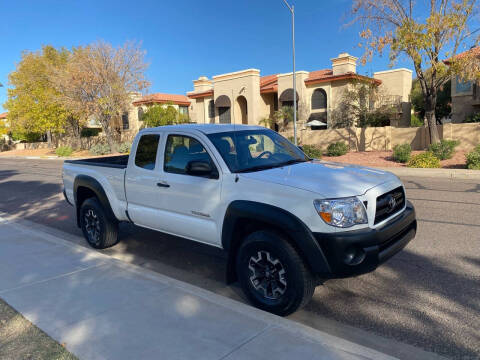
[
  {"left": 444, "top": 46, "right": 480, "bottom": 64},
  {"left": 0, "top": 112, "right": 7, "bottom": 119},
  {"left": 305, "top": 71, "right": 381, "bottom": 86},
  {"left": 132, "top": 93, "right": 191, "bottom": 106},
  {"left": 305, "top": 69, "right": 333, "bottom": 82},
  {"left": 260, "top": 74, "right": 278, "bottom": 94},
  {"left": 187, "top": 89, "right": 214, "bottom": 99}
]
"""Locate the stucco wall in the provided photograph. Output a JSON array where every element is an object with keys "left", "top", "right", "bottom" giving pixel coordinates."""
[
  {"left": 373, "top": 69, "right": 412, "bottom": 102},
  {"left": 212, "top": 69, "right": 262, "bottom": 125},
  {"left": 281, "top": 123, "right": 480, "bottom": 151}
]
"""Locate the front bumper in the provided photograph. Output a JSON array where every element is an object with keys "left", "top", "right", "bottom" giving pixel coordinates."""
[{"left": 313, "top": 200, "right": 416, "bottom": 278}]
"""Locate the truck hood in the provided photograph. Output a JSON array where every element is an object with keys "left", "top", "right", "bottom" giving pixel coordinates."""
[{"left": 240, "top": 160, "right": 398, "bottom": 198}]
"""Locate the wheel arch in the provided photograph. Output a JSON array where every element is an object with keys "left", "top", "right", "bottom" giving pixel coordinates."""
[
  {"left": 222, "top": 200, "right": 331, "bottom": 284},
  {"left": 73, "top": 175, "right": 118, "bottom": 228}
]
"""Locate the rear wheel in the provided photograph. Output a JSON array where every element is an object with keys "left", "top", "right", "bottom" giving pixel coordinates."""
[
  {"left": 80, "top": 197, "right": 119, "bottom": 249},
  {"left": 236, "top": 230, "right": 315, "bottom": 316}
]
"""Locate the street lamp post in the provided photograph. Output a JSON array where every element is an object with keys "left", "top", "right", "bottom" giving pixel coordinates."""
[{"left": 282, "top": 0, "right": 297, "bottom": 146}]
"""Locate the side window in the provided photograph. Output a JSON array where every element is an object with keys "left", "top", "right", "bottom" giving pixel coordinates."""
[
  {"left": 135, "top": 134, "right": 160, "bottom": 170},
  {"left": 164, "top": 135, "right": 216, "bottom": 176}
]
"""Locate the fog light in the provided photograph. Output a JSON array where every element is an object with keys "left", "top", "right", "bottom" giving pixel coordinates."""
[{"left": 343, "top": 246, "right": 366, "bottom": 265}]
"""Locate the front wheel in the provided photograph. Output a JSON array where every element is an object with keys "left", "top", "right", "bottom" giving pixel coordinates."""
[
  {"left": 79, "top": 197, "right": 119, "bottom": 249},
  {"left": 236, "top": 230, "right": 316, "bottom": 316}
]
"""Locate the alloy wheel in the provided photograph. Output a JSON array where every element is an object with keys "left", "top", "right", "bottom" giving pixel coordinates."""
[
  {"left": 84, "top": 209, "right": 101, "bottom": 246},
  {"left": 248, "top": 250, "right": 287, "bottom": 300}
]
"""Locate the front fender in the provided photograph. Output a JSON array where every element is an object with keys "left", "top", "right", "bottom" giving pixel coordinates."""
[{"left": 222, "top": 200, "right": 331, "bottom": 283}]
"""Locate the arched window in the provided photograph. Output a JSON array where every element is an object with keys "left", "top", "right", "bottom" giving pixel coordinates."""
[
  {"left": 138, "top": 107, "right": 144, "bottom": 122},
  {"left": 122, "top": 112, "right": 129, "bottom": 130},
  {"left": 311, "top": 89, "right": 327, "bottom": 110},
  {"left": 208, "top": 100, "right": 215, "bottom": 119}
]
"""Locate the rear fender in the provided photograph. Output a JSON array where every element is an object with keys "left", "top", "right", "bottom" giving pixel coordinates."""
[{"left": 73, "top": 175, "right": 118, "bottom": 227}]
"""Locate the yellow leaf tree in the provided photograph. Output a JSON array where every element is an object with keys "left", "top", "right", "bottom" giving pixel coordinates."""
[
  {"left": 349, "top": 0, "right": 478, "bottom": 144},
  {"left": 4, "top": 45, "right": 73, "bottom": 147}
]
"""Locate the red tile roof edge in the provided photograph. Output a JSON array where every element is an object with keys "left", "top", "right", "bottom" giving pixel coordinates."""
[
  {"left": 132, "top": 93, "right": 191, "bottom": 106},
  {"left": 187, "top": 90, "right": 214, "bottom": 99},
  {"left": 305, "top": 73, "right": 381, "bottom": 86}
]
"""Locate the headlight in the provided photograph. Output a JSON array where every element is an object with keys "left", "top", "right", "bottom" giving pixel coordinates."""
[{"left": 314, "top": 197, "right": 368, "bottom": 228}]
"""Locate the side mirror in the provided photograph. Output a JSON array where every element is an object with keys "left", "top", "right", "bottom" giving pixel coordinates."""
[
  {"left": 186, "top": 160, "right": 217, "bottom": 178},
  {"left": 297, "top": 145, "right": 304, "bottom": 152}
]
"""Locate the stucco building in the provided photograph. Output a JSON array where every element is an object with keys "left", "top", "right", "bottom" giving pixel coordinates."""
[
  {"left": 123, "top": 52, "right": 412, "bottom": 133},
  {"left": 447, "top": 47, "right": 480, "bottom": 123},
  {"left": 185, "top": 53, "right": 412, "bottom": 129}
]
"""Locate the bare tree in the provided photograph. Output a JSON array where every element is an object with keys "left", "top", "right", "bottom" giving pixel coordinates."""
[
  {"left": 52, "top": 40, "right": 150, "bottom": 151},
  {"left": 349, "top": 0, "right": 478, "bottom": 144}
]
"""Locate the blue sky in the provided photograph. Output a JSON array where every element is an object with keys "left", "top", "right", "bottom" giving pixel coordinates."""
[{"left": 0, "top": 0, "right": 417, "bottom": 112}]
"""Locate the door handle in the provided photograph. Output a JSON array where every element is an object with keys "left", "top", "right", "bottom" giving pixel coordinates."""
[{"left": 157, "top": 181, "right": 170, "bottom": 188}]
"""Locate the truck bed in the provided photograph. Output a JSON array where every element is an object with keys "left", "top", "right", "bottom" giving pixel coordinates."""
[{"left": 64, "top": 155, "right": 129, "bottom": 169}]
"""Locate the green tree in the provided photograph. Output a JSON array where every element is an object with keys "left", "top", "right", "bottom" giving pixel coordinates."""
[
  {"left": 4, "top": 45, "right": 71, "bottom": 147},
  {"left": 411, "top": 77, "right": 451, "bottom": 120},
  {"left": 350, "top": 0, "right": 478, "bottom": 144},
  {"left": 141, "top": 103, "right": 189, "bottom": 127}
]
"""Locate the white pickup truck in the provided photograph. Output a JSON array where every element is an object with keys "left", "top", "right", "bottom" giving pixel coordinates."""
[{"left": 63, "top": 124, "right": 416, "bottom": 315}]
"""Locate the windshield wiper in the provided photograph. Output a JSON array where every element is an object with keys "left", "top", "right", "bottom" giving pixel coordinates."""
[
  {"left": 236, "top": 164, "right": 280, "bottom": 173},
  {"left": 278, "top": 159, "right": 308, "bottom": 166},
  {"left": 235, "top": 159, "right": 307, "bottom": 173}
]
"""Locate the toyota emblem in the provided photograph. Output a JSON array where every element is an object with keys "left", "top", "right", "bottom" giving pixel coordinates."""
[{"left": 387, "top": 195, "right": 396, "bottom": 212}]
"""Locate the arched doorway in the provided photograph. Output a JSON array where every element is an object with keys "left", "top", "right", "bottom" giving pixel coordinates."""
[
  {"left": 236, "top": 96, "right": 248, "bottom": 124},
  {"left": 215, "top": 95, "right": 231, "bottom": 124}
]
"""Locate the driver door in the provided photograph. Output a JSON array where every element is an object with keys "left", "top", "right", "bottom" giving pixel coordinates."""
[{"left": 155, "top": 133, "right": 223, "bottom": 246}]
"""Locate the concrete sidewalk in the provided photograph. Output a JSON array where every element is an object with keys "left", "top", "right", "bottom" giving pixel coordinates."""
[{"left": 0, "top": 218, "right": 400, "bottom": 360}]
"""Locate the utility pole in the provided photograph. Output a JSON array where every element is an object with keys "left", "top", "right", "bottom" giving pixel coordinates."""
[{"left": 283, "top": 0, "right": 297, "bottom": 146}]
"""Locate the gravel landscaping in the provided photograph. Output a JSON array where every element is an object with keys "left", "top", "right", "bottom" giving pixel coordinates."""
[{"left": 323, "top": 150, "right": 468, "bottom": 169}]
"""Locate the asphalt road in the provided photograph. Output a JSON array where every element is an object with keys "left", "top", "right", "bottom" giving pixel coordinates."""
[{"left": 0, "top": 157, "right": 478, "bottom": 360}]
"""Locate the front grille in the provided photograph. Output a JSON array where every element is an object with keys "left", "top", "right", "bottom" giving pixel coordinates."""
[{"left": 374, "top": 186, "right": 405, "bottom": 224}]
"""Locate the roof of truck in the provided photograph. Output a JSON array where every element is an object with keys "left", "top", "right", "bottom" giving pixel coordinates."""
[{"left": 141, "top": 124, "right": 265, "bottom": 135}]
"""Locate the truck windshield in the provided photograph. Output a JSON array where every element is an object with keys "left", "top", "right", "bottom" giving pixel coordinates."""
[{"left": 207, "top": 129, "right": 309, "bottom": 173}]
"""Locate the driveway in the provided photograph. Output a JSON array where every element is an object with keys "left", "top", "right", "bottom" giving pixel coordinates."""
[{"left": 0, "top": 157, "right": 478, "bottom": 359}]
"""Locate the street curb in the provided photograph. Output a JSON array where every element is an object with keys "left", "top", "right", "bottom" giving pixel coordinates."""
[
  {"left": 0, "top": 213, "right": 447, "bottom": 360},
  {"left": 378, "top": 167, "right": 480, "bottom": 180}
]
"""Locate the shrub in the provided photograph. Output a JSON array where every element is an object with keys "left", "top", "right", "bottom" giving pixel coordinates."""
[
  {"left": 392, "top": 143, "right": 411, "bottom": 163},
  {"left": 301, "top": 144, "right": 322, "bottom": 159},
  {"left": 55, "top": 146, "right": 73, "bottom": 157},
  {"left": 117, "top": 142, "right": 132, "bottom": 154},
  {"left": 89, "top": 143, "right": 111, "bottom": 155},
  {"left": 407, "top": 152, "right": 440, "bottom": 168},
  {"left": 464, "top": 112, "right": 480, "bottom": 123},
  {"left": 81, "top": 128, "right": 102, "bottom": 137},
  {"left": 466, "top": 145, "right": 480, "bottom": 170},
  {"left": 410, "top": 113, "right": 423, "bottom": 127},
  {"left": 326, "top": 142, "right": 349, "bottom": 157},
  {"left": 428, "top": 139, "right": 459, "bottom": 160}
]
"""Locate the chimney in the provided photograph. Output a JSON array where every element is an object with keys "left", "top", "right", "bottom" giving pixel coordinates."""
[
  {"left": 331, "top": 53, "right": 358, "bottom": 76},
  {"left": 193, "top": 76, "right": 213, "bottom": 92}
]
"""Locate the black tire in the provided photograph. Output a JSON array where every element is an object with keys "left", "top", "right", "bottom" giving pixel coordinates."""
[
  {"left": 236, "top": 230, "right": 316, "bottom": 316},
  {"left": 79, "top": 197, "right": 119, "bottom": 249}
]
